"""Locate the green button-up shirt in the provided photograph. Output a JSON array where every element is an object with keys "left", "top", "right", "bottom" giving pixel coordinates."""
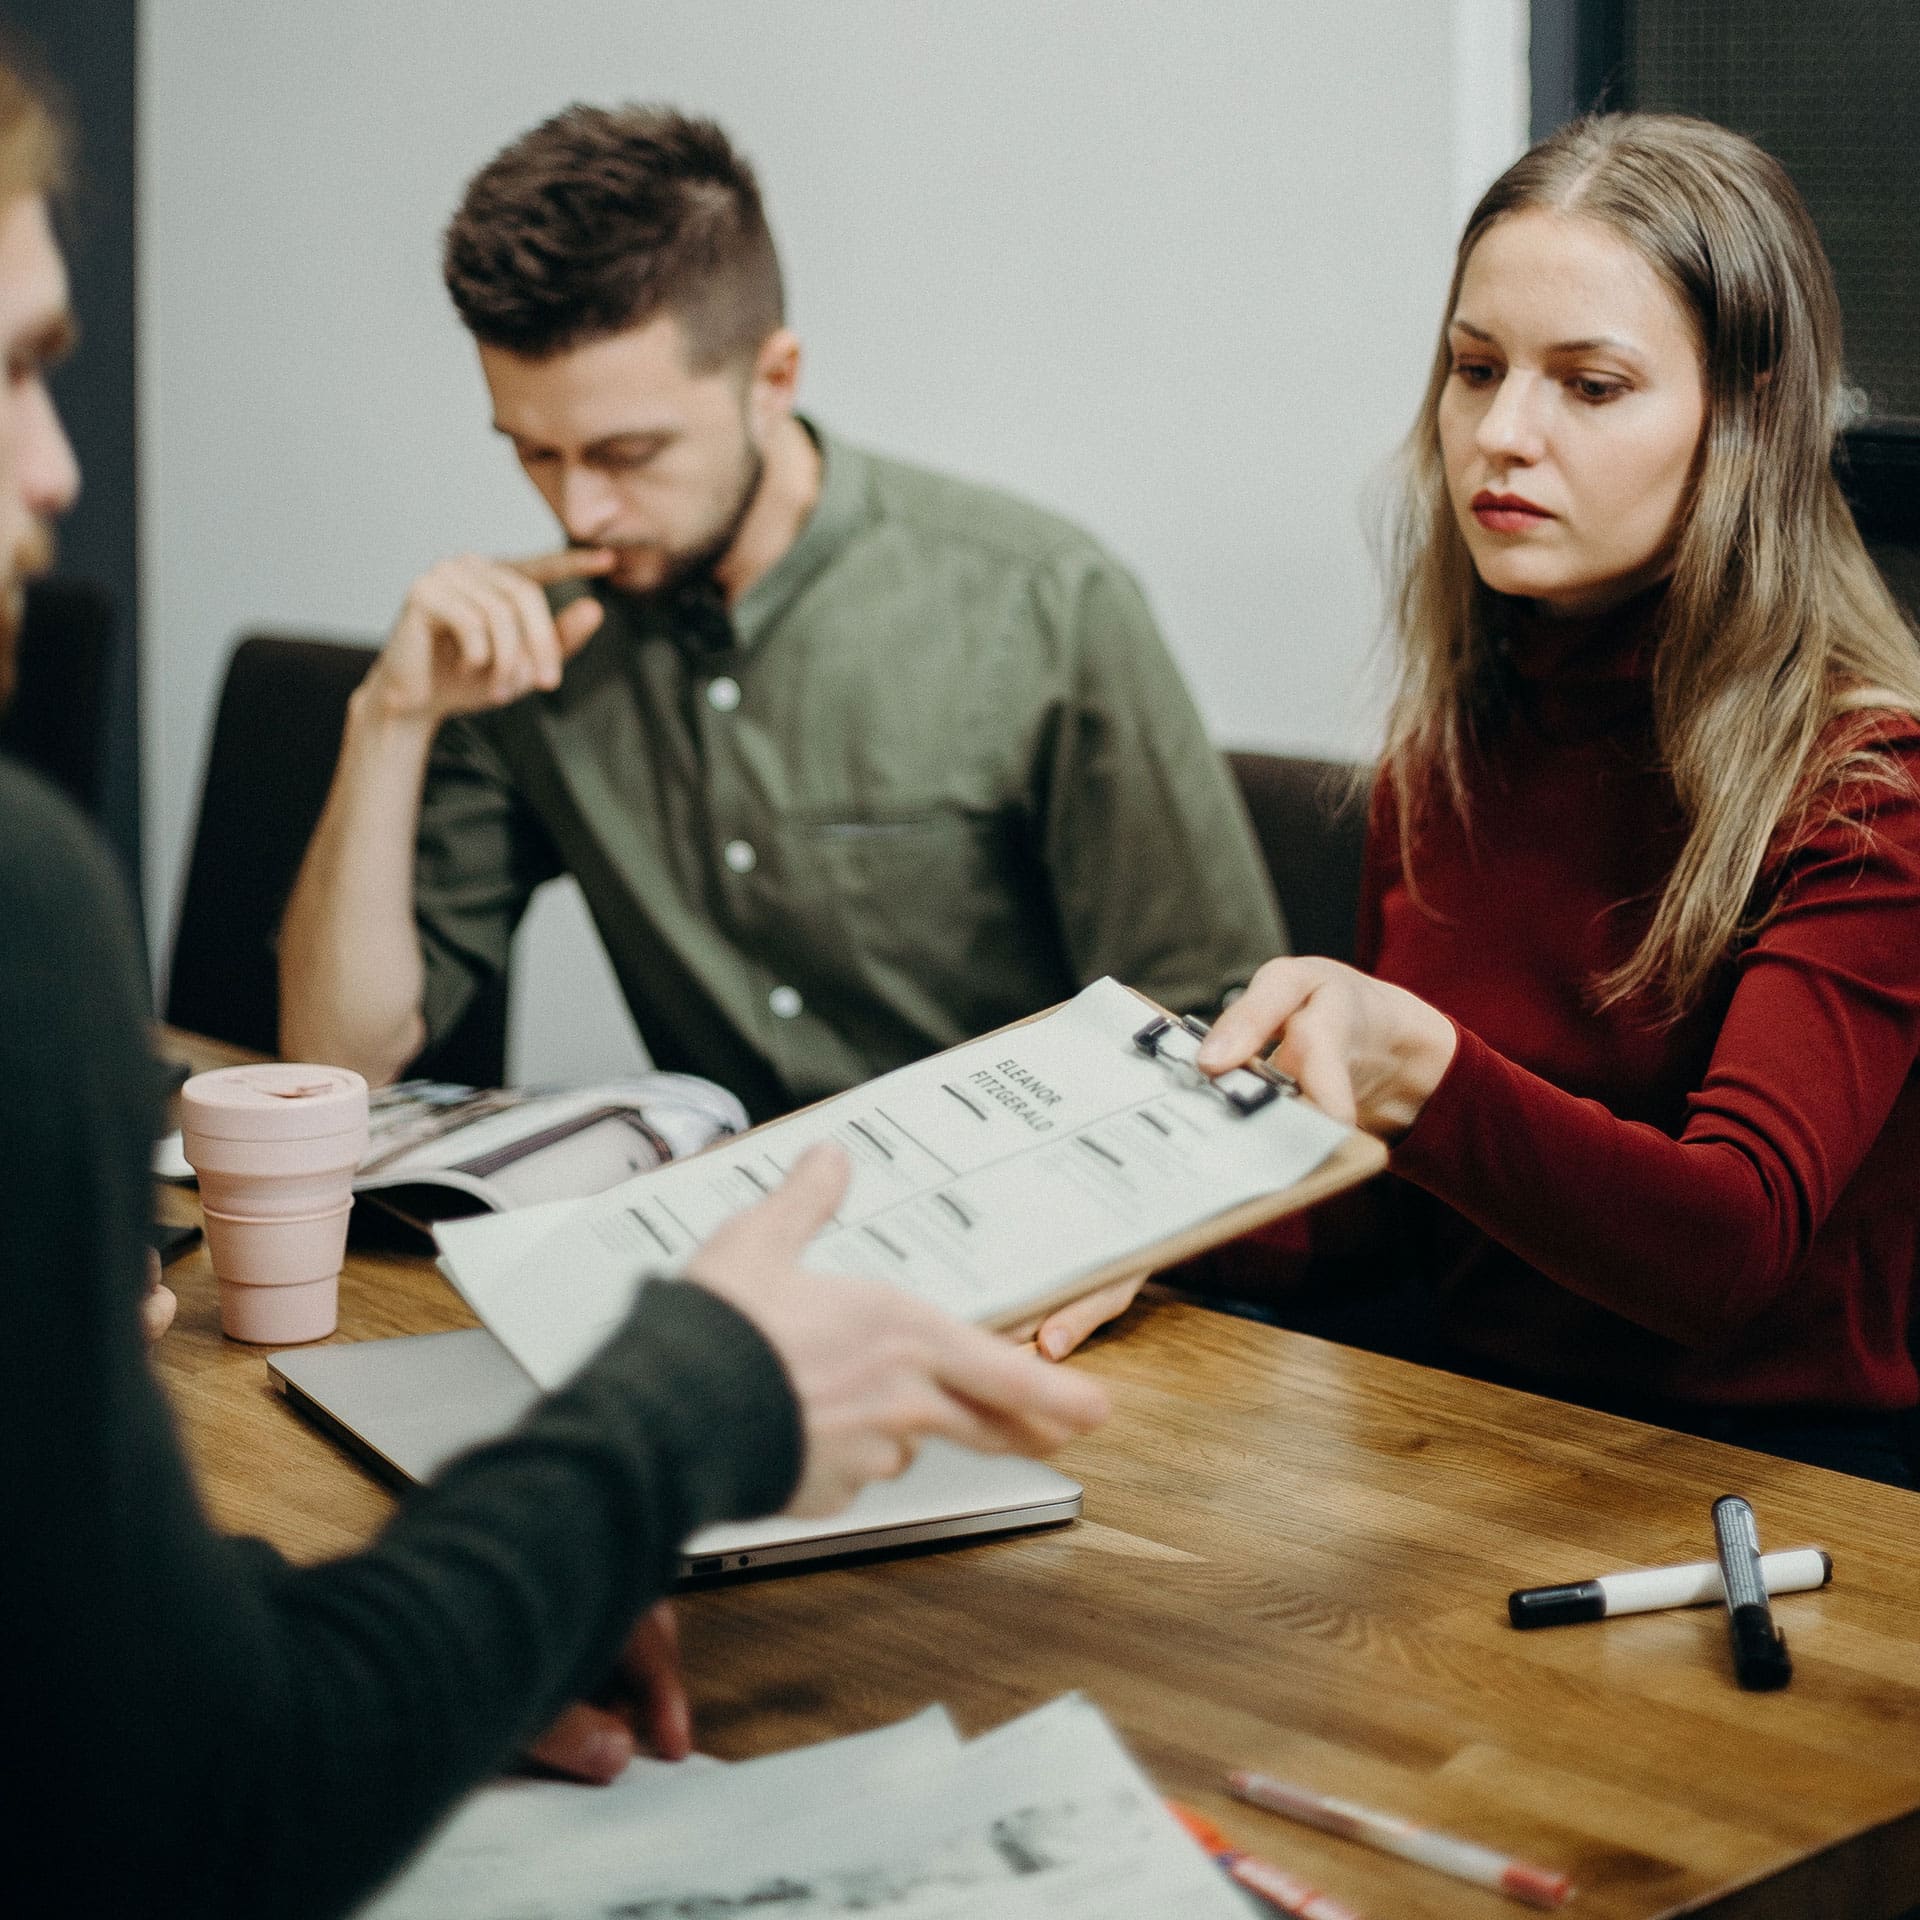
[{"left": 414, "top": 426, "right": 1285, "bottom": 1120}]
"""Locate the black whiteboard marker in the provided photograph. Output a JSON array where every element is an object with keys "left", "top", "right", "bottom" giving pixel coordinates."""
[{"left": 1712, "top": 1494, "right": 1794, "bottom": 1690}]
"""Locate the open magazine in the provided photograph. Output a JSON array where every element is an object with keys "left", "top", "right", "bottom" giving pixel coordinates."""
[
  {"left": 353, "top": 1075, "right": 747, "bottom": 1226},
  {"left": 156, "top": 1073, "right": 747, "bottom": 1231}
]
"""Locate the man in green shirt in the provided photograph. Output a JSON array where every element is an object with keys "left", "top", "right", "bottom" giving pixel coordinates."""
[{"left": 281, "top": 105, "right": 1282, "bottom": 1173}]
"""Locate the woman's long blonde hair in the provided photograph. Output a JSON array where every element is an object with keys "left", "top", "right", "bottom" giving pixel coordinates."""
[{"left": 1387, "top": 112, "right": 1920, "bottom": 1016}]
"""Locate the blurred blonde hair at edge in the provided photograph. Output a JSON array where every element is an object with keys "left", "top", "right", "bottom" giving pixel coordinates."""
[
  {"left": 1387, "top": 111, "right": 1920, "bottom": 1018},
  {"left": 0, "top": 53, "right": 65, "bottom": 206}
]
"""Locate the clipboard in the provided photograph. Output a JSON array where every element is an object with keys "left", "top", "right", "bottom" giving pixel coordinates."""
[
  {"left": 621, "top": 984, "right": 1388, "bottom": 1331},
  {"left": 953, "top": 986, "right": 1386, "bottom": 1332},
  {"left": 438, "top": 978, "right": 1388, "bottom": 1387}
]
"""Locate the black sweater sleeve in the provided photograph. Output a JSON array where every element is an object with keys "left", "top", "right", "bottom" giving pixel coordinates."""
[{"left": 0, "top": 761, "right": 801, "bottom": 1919}]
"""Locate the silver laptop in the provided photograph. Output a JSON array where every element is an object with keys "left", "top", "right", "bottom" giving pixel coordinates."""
[{"left": 268, "top": 1327, "right": 1081, "bottom": 1580}]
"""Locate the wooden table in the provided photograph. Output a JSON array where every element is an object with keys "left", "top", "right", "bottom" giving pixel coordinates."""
[{"left": 153, "top": 1040, "right": 1920, "bottom": 1919}]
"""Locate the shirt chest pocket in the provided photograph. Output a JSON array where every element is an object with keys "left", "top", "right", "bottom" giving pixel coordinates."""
[{"left": 773, "top": 807, "right": 1050, "bottom": 993}]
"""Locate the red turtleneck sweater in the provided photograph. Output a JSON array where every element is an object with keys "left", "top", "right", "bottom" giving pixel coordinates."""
[{"left": 1219, "top": 601, "right": 1920, "bottom": 1412}]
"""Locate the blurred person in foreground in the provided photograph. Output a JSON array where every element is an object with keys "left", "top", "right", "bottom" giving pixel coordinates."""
[{"left": 0, "top": 63, "right": 1105, "bottom": 1916}]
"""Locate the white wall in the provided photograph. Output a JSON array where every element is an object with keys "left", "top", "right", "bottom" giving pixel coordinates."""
[{"left": 141, "top": 0, "right": 1525, "bottom": 1082}]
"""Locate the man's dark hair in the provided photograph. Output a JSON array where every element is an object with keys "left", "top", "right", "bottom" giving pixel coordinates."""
[{"left": 443, "top": 104, "right": 784, "bottom": 367}]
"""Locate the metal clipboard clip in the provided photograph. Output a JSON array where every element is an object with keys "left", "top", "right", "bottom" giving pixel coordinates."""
[{"left": 1131, "top": 1013, "right": 1298, "bottom": 1117}]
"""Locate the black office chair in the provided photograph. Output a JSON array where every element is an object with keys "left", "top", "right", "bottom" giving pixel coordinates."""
[
  {"left": 1869, "top": 541, "right": 1920, "bottom": 627},
  {"left": 0, "top": 577, "right": 117, "bottom": 815},
  {"left": 165, "top": 633, "right": 509, "bottom": 1085},
  {"left": 1846, "top": 421, "right": 1919, "bottom": 626},
  {"left": 1225, "top": 752, "right": 1370, "bottom": 966}
]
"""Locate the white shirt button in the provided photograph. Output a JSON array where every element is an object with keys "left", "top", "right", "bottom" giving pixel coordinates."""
[
  {"left": 706, "top": 676, "right": 742, "bottom": 713},
  {"left": 723, "top": 839, "right": 757, "bottom": 874},
  {"left": 768, "top": 985, "right": 804, "bottom": 1020}
]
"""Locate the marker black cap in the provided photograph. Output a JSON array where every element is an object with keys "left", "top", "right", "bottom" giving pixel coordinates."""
[
  {"left": 1508, "top": 1579, "right": 1607, "bottom": 1629},
  {"left": 1728, "top": 1604, "right": 1793, "bottom": 1690}
]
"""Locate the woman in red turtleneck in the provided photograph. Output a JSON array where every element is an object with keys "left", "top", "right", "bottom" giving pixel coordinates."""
[{"left": 1196, "top": 114, "right": 1920, "bottom": 1484}]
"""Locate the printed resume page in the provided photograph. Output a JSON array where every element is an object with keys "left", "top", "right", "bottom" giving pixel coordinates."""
[{"left": 438, "top": 978, "right": 1350, "bottom": 1390}]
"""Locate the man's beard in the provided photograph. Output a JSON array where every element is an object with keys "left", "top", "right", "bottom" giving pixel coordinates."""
[
  {"left": 608, "top": 443, "right": 766, "bottom": 601},
  {"left": 0, "top": 518, "right": 55, "bottom": 710}
]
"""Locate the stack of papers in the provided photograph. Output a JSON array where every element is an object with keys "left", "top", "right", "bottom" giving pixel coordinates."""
[{"left": 363, "top": 1694, "right": 1249, "bottom": 1918}]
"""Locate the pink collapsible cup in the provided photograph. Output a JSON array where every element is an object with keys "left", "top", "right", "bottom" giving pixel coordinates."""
[{"left": 179, "top": 1063, "right": 369, "bottom": 1344}]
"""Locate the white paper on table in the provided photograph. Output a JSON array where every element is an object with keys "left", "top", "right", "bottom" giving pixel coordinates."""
[
  {"left": 438, "top": 976, "right": 1350, "bottom": 1389},
  {"left": 762, "top": 1693, "right": 1248, "bottom": 1920},
  {"left": 361, "top": 1696, "right": 1243, "bottom": 1920},
  {"left": 361, "top": 1705, "right": 962, "bottom": 1919}
]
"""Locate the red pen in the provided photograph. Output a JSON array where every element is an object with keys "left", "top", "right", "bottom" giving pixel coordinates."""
[
  {"left": 1167, "top": 1801, "right": 1370, "bottom": 1920},
  {"left": 1228, "top": 1771, "right": 1572, "bottom": 1910}
]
